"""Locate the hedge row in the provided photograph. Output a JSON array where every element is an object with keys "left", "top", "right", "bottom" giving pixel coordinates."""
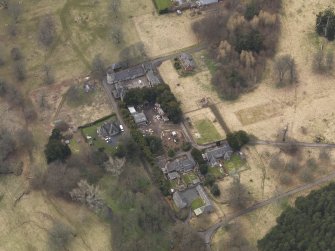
[{"left": 118, "top": 101, "right": 171, "bottom": 195}]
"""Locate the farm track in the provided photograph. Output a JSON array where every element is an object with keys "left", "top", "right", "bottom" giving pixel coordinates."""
[
  {"left": 200, "top": 170, "right": 335, "bottom": 248},
  {"left": 251, "top": 140, "right": 335, "bottom": 148}
]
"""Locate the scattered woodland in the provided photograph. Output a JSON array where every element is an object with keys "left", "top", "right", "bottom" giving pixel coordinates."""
[{"left": 193, "top": 0, "right": 282, "bottom": 99}]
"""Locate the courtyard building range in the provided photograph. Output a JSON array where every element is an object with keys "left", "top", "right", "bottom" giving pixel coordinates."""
[
  {"left": 106, "top": 63, "right": 161, "bottom": 100},
  {"left": 165, "top": 154, "right": 196, "bottom": 174}
]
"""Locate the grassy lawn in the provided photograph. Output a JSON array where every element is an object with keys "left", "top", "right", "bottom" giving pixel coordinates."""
[
  {"left": 153, "top": 0, "right": 172, "bottom": 11},
  {"left": 170, "top": 179, "right": 179, "bottom": 189},
  {"left": 208, "top": 167, "right": 224, "bottom": 179},
  {"left": 81, "top": 115, "right": 118, "bottom": 155},
  {"left": 225, "top": 154, "right": 246, "bottom": 172},
  {"left": 182, "top": 171, "right": 198, "bottom": 185},
  {"left": 69, "top": 138, "right": 81, "bottom": 153},
  {"left": 195, "top": 119, "right": 222, "bottom": 144},
  {"left": 204, "top": 57, "right": 218, "bottom": 76},
  {"left": 191, "top": 197, "right": 204, "bottom": 210}
]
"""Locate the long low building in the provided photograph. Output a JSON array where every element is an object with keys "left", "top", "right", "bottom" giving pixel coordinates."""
[{"left": 173, "top": 185, "right": 214, "bottom": 215}]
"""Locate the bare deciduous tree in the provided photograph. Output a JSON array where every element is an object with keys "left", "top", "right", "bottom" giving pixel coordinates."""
[
  {"left": 280, "top": 173, "right": 292, "bottom": 185},
  {"left": 274, "top": 54, "right": 297, "bottom": 86},
  {"left": 109, "top": 0, "right": 121, "bottom": 19},
  {"left": 17, "top": 128, "right": 34, "bottom": 150},
  {"left": 8, "top": 1, "right": 22, "bottom": 23},
  {"left": 91, "top": 54, "right": 106, "bottom": 80},
  {"left": 13, "top": 61, "right": 26, "bottom": 81},
  {"left": 7, "top": 23, "right": 17, "bottom": 37},
  {"left": 43, "top": 162, "right": 81, "bottom": 198},
  {"left": 10, "top": 47, "right": 22, "bottom": 61},
  {"left": 0, "top": 47, "right": 5, "bottom": 66},
  {"left": 0, "top": 128, "right": 16, "bottom": 161},
  {"left": 269, "top": 156, "right": 284, "bottom": 170},
  {"left": 0, "top": 79, "right": 6, "bottom": 96},
  {"left": 38, "top": 15, "right": 56, "bottom": 47},
  {"left": 169, "top": 223, "right": 206, "bottom": 251},
  {"left": 110, "top": 26, "right": 123, "bottom": 45},
  {"left": 0, "top": 0, "right": 10, "bottom": 9},
  {"left": 319, "top": 149, "right": 331, "bottom": 163},
  {"left": 23, "top": 103, "right": 38, "bottom": 122},
  {"left": 48, "top": 222, "right": 74, "bottom": 251},
  {"left": 70, "top": 179, "right": 105, "bottom": 212},
  {"left": 42, "top": 64, "right": 55, "bottom": 85},
  {"left": 299, "top": 168, "right": 314, "bottom": 183},
  {"left": 225, "top": 223, "right": 256, "bottom": 251},
  {"left": 312, "top": 49, "right": 334, "bottom": 73},
  {"left": 286, "top": 159, "right": 300, "bottom": 174},
  {"left": 228, "top": 176, "right": 251, "bottom": 209}
]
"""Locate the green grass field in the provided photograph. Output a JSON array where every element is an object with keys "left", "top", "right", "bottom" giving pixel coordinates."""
[
  {"left": 153, "top": 0, "right": 172, "bottom": 11},
  {"left": 208, "top": 167, "right": 224, "bottom": 179},
  {"left": 195, "top": 119, "right": 222, "bottom": 144},
  {"left": 225, "top": 154, "right": 246, "bottom": 172},
  {"left": 191, "top": 197, "right": 204, "bottom": 210}
]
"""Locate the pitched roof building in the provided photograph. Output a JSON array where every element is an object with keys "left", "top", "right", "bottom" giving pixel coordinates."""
[
  {"left": 179, "top": 53, "right": 196, "bottom": 71},
  {"left": 98, "top": 121, "right": 121, "bottom": 138},
  {"left": 133, "top": 112, "right": 148, "bottom": 126},
  {"left": 166, "top": 155, "right": 196, "bottom": 173},
  {"left": 172, "top": 185, "right": 214, "bottom": 215},
  {"left": 204, "top": 143, "right": 233, "bottom": 167}
]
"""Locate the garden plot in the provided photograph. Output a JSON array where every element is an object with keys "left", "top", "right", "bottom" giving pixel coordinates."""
[{"left": 186, "top": 108, "right": 225, "bottom": 144}]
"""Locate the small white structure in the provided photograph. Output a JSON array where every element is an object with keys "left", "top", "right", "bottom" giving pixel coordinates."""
[{"left": 128, "top": 106, "right": 137, "bottom": 115}]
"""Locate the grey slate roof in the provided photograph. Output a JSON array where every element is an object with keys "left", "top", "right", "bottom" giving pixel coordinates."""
[
  {"left": 146, "top": 70, "right": 161, "bottom": 85},
  {"left": 166, "top": 156, "right": 196, "bottom": 173},
  {"left": 133, "top": 112, "right": 148, "bottom": 125},
  {"left": 173, "top": 185, "right": 213, "bottom": 214},
  {"left": 179, "top": 53, "right": 196, "bottom": 70},
  {"left": 107, "top": 66, "right": 145, "bottom": 84},
  {"left": 168, "top": 172, "right": 180, "bottom": 180},
  {"left": 98, "top": 121, "right": 120, "bottom": 138},
  {"left": 205, "top": 143, "right": 233, "bottom": 167},
  {"left": 173, "top": 192, "right": 187, "bottom": 209}
]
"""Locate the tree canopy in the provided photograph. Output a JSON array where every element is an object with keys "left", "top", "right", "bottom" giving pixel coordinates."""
[
  {"left": 316, "top": 8, "right": 335, "bottom": 41},
  {"left": 44, "top": 129, "right": 71, "bottom": 164},
  {"left": 123, "top": 84, "right": 183, "bottom": 123},
  {"left": 258, "top": 182, "right": 335, "bottom": 251},
  {"left": 227, "top": 130, "right": 250, "bottom": 151}
]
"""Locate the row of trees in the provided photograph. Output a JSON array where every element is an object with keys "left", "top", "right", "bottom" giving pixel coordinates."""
[
  {"left": 124, "top": 84, "right": 183, "bottom": 123},
  {"left": 118, "top": 101, "right": 171, "bottom": 195},
  {"left": 193, "top": 0, "right": 282, "bottom": 99}
]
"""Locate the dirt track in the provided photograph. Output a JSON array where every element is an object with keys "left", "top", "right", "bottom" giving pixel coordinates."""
[{"left": 201, "top": 170, "right": 335, "bottom": 246}]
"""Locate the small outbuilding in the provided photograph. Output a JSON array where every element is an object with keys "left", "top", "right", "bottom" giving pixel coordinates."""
[
  {"left": 133, "top": 112, "right": 148, "bottom": 126},
  {"left": 179, "top": 53, "right": 196, "bottom": 71}
]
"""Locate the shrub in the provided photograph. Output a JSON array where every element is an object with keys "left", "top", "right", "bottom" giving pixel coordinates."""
[
  {"left": 168, "top": 149, "right": 175, "bottom": 158},
  {"left": 199, "top": 163, "right": 208, "bottom": 175},
  {"left": 211, "top": 183, "right": 221, "bottom": 197},
  {"left": 204, "top": 174, "right": 216, "bottom": 187},
  {"left": 182, "top": 142, "right": 192, "bottom": 152},
  {"left": 244, "top": 1, "right": 260, "bottom": 20}
]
